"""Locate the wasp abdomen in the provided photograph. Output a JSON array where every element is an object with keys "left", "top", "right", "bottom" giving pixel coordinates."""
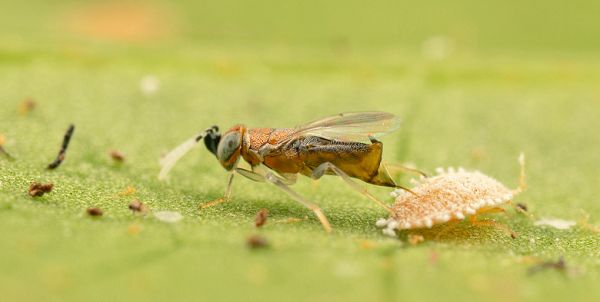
[{"left": 295, "top": 136, "right": 395, "bottom": 187}]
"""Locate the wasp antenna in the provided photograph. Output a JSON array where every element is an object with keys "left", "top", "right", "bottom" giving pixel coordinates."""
[{"left": 159, "top": 131, "right": 206, "bottom": 180}]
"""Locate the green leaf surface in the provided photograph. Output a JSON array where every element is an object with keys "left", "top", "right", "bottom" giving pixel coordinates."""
[{"left": 1, "top": 1, "right": 599, "bottom": 302}]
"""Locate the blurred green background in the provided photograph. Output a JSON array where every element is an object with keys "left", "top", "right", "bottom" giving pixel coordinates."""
[
  {"left": 2, "top": 0, "right": 600, "bottom": 51},
  {"left": 1, "top": 1, "right": 599, "bottom": 302}
]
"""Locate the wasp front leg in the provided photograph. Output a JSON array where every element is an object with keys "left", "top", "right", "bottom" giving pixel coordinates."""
[{"left": 199, "top": 173, "right": 235, "bottom": 209}]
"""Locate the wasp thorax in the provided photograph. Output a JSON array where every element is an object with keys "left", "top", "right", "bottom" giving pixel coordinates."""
[{"left": 217, "top": 130, "right": 242, "bottom": 170}]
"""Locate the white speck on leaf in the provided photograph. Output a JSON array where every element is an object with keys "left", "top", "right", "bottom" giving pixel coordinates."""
[
  {"left": 333, "top": 261, "right": 361, "bottom": 278},
  {"left": 154, "top": 211, "right": 183, "bottom": 223},
  {"left": 422, "top": 35, "right": 454, "bottom": 61},
  {"left": 534, "top": 218, "right": 576, "bottom": 230},
  {"left": 140, "top": 75, "right": 160, "bottom": 96}
]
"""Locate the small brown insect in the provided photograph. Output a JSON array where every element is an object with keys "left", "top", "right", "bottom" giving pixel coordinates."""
[
  {"left": 255, "top": 208, "right": 269, "bottom": 227},
  {"left": 377, "top": 154, "right": 525, "bottom": 236},
  {"left": 246, "top": 234, "right": 269, "bottom": 249},
  {"left": 160, "top": 112, "right": 421, "bottom": 233},
  {"left": 28, "top": 182, "right": 54, "bottom": 197},
  {"left": 128, "top": 199, "right": 147, "bottom": 213},
  {"left": 86, "top": 207, "right": 103, "bottom": 216},
  {"left": 109, "top": 150, "right": 125, "bottom": 162},
  {"left": 47, "top": 124, "right": 75, "bottom": 170}
]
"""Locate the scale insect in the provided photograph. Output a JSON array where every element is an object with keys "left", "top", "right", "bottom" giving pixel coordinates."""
[
  {"left": 377, "top": 153, "right": 526, "bottom": 237},
  {"left": 159, "top": 111, "right": 420, "bottom": 232}
]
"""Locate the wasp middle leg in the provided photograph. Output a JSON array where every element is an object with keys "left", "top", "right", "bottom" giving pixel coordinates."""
[
  {"left": 264, "top": 172, "right": 332, "bottom": 233},
  {"left": 216, "top": 167, "right": 332, "bottom": 232}
]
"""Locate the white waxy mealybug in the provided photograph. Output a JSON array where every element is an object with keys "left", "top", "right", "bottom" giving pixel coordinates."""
[{"left": 377, "top": 153, "right": 525, "bottom": 234}]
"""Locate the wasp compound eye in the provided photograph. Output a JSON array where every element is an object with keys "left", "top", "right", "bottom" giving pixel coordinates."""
[{"left": 217, "top": 132, "right": 240, "bottom": 162}]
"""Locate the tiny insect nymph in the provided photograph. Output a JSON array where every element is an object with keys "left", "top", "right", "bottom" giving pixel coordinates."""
[
  {"left": 377, "top": 154, "right": 526, "bottom": 237},
  {"left": 159, "top": 112, "right": 419, "bottom": 232}
]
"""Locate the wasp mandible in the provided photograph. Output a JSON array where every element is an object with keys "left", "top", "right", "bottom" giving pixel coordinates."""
[{"left": 159, "top": 111, "right": 420, "bottom": 232}]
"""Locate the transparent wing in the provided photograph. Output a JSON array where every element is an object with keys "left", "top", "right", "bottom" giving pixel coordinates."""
[{"left": 287, "top": 111, "right": 400, "bottom": 142}]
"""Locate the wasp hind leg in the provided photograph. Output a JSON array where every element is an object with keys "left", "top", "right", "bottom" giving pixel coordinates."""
[
  {"left": 311, "top": 162, "right": 393, "bottom": 214},
  {"left": 199, "top": 173, "right": 235, "bottom": 210},
  {"left": 383, "top": 162, "right": 428, "bottom": 178}
]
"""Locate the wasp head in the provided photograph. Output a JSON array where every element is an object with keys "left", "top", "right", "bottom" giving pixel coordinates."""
[{"left": 203, "top": 125, "right": 221, "bottom": 156}]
